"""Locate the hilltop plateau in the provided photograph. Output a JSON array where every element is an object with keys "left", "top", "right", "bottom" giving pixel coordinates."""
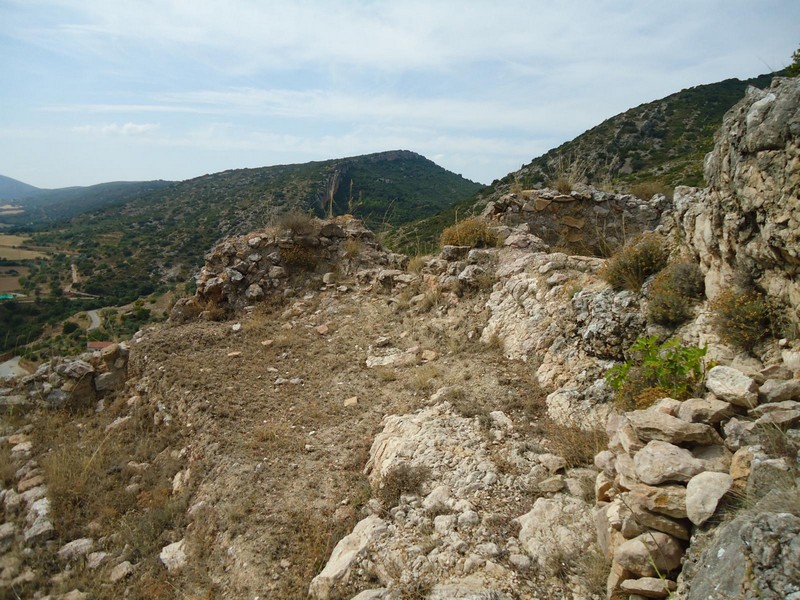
[{"left": 0, "top": 76, "right": 798, "bottom": 599}]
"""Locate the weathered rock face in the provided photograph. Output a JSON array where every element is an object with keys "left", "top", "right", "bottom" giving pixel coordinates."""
[
  {"left": 313, "top": 401, "right": 599, "bottom": 599},
  {"left": 480, "top": 246, "right": 645, "bottom": 428},
  {"left": 482, "top": 185, "right": 668, "bottom": 256},
  {"left": 671, "top": 77, "right": 800, "bottom": 320},
  {"left": 680, "top": 508, "right": 800, "bottom": 600}
]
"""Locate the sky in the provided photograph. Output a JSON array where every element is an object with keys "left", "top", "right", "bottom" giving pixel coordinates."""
[{"left": 1, "top": 1, "right": 798, "bottom": 189}]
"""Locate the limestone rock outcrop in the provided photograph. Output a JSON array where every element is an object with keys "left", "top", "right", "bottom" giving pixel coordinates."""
[
  {"left": 482, "top": 185, "right": 668, "bottom": 256},
  {"left": 7, "top": 343, "right": 129, "bottom": 412},
  {"left": 671, "top": 77, "right": 800, "bottom": 320}
]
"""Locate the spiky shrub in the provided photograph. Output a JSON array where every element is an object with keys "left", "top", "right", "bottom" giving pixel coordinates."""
[
  {"left": 711, "top": 288, "right": 774, "bottom": 351},
  {"left": 647, "top": 261, "right": 705, "bottom": 326},
  {"left": 274, "top": 210, "right": 316, "bottom": 236},
  {"left": 279, "top": 245, "right": 319, "bottom": 271},
  {"left": 439, "top": 217, "right": 497, "bottom": 248},
  {"left": 600, "top": 233, "right": 668, "bottom": 292},
  {"left": 606, "top": 336, "right": 707, "bottom": 410}
]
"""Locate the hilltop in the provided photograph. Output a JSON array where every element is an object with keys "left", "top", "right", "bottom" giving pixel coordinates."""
[
  {"left": 0, "top": 77, "right": 798, "bottom": 599},
  {"left": 13, "top": 151, "right": 479, "bottom": 304},
  {"left": 0, "top": 176, "right": 40, "bottom": 201},
  {"left": 389, "top": 70, "right": 782, "bottom": 252}
]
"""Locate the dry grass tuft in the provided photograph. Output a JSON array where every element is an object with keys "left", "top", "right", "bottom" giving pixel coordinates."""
[
  {"left": 376, "top": 463, "right": 431, "bottom": 508},
  {"left": 629, "top": 180, "right": 674, "bottom": 200},
  {"left": 600, "top": 233, "right": 668, "bottom": 292},
  {"left": 407, "top": 363, "right": 441, "bottom": 393},
  {"left": 439, "top": 217, "right": 497, "bottom": 248},
  {"left": 342, "top": 238, "right": 361, "bottom": 259},
  {"left": 0, "top": 447, "right": 15, "bottom": 488},
  {"left": 406, "top": 255, "right": 427, "bottom": 274},
  {"left": 251, "top": 421, "right": 303, "bottom": 453},
  {"left": 271, "top": 508, "right": 361, "bottom": 599},
  {"left": 274, "top": 211, "right": 316, "bottom": 236},
  {"left": 416, "top": 287, "right": 445, "bottom": 313},
  {"left": 548, "top": 154, "right": 588, "bottom": 194},
  {"left": 374, "top": 366, "right": 398, "bottom": 382},
  {"left": 573, "top": 544, "right": 612, "bottom": 597},
  {"left": 280, "top": 245, "right": 320, "bottom": 271},
  {"left": 539, "top": 416, "right": 608, "bottom": 469}
]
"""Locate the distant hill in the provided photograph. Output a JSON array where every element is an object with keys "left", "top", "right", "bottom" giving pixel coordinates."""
[
  {"left": 388, "top": 71, "right": 783, "bottom": 252},
  {"left": 514, "top": 71, "right": 780, "bottom": 189},
  {"left": 24, "top": 150, "right": 481, "bottom": 303},
  {"left": 0, "top": 175, "right": 40, "bottom": 200},
  {"left": 3, "top": 180, "right": 174, "bottom": 225}
]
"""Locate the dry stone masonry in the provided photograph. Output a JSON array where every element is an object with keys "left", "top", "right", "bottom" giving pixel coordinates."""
[{"left": 594, "top": 358, "right": 800, "bottom": 599}]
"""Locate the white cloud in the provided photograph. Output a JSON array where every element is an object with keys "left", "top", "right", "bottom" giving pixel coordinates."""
[
  {"left": 1, "top": 0, "right": 799, "bottom": 188},
  {"left": 72, "top": 122, "right": 160, "bottom": 136}
]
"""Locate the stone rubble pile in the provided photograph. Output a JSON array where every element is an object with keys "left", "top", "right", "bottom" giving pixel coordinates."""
[
  {"left": 172, "top": 215, "right": 407, "bottom": 319},
  {"left": 481, "top": 184, "right": 668, "bottom": 255},
  {"left": 595, "top": 362, "right": 800, "bottom": 599},
  {"left": 1, "top": 343, "right": 129, "bottom": 414}
]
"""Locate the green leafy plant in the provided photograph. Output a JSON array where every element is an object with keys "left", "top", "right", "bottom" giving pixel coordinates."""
[
  {"left": 439, "top": 217, "right": 497, "bottom": 248},
  {"left": 606, "top": 336, "right": 707, "bottom": 409},
  {"left": 600, "top": 233, "right": 668, "bottom": 292},
  {"left": 787, "top": 46, "right": 800, "bottom": 77}
]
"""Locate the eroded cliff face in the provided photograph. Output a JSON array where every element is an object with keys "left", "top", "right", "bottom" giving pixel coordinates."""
[{"left": 673, "top": 77, "right": 800, "bottom": 320}]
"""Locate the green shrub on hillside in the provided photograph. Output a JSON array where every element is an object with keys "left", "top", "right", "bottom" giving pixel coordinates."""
[
  {"left": 606, "top": 336, "right": 707, "bottom": 410},
  {"left": 439, "top": 217, "right": 497, "bottom": 248},
  {"left": 647, "top": 261, "right": 705, "bottom": 326},
  {"left": 600, "top": 233, "right": 668, "bottom": 292},
  {"left": 711, "top": 288, "right": 774, "bottom": 351}
]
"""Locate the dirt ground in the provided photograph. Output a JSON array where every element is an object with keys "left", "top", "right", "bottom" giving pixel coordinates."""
[
  {"left": 0, "top": 266, "right": 27, "bottom": 293},
  {"left": 1, "top": 269, "right": 568, "bottom": 599},
  {"left": 121, "top": 277, "right": 549, "bottom": 599}
]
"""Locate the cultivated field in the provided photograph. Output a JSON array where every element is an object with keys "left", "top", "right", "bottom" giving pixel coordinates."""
[
  {"left": 0, "top": 234, "right": 49, "bottom": 260},
  {"left": 0, "top": 204, "right": 24, "bottom": 216},
  {"left": 0, "top": 266, "right": 28, "bottom": 293}
]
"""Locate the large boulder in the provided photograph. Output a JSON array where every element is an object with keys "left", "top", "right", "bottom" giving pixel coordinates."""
[{"left": 515, "top": 495, "right": 595, "bottom": 574}]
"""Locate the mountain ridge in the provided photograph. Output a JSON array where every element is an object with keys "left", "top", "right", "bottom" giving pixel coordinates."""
[
  {"left": 0, "top": 174, "right": 41, "bottom": 200},
  {"left": 387, "top": 70, "right": 783, "bottom": 252},
  {"left": 14, "top": 150, "right": 481, "bottom": 304}
]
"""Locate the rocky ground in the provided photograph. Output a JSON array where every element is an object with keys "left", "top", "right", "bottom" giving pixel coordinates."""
[
  {"left": 2, "top": 245, "right": 610, "bottom": 599},
  {"left": 0, "top": 77, "right": 798, "bottom": 600}
]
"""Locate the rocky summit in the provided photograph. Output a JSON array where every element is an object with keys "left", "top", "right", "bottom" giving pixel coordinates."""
[{"left": 0, "top": 77, "right": 799, "bottom": 600}]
